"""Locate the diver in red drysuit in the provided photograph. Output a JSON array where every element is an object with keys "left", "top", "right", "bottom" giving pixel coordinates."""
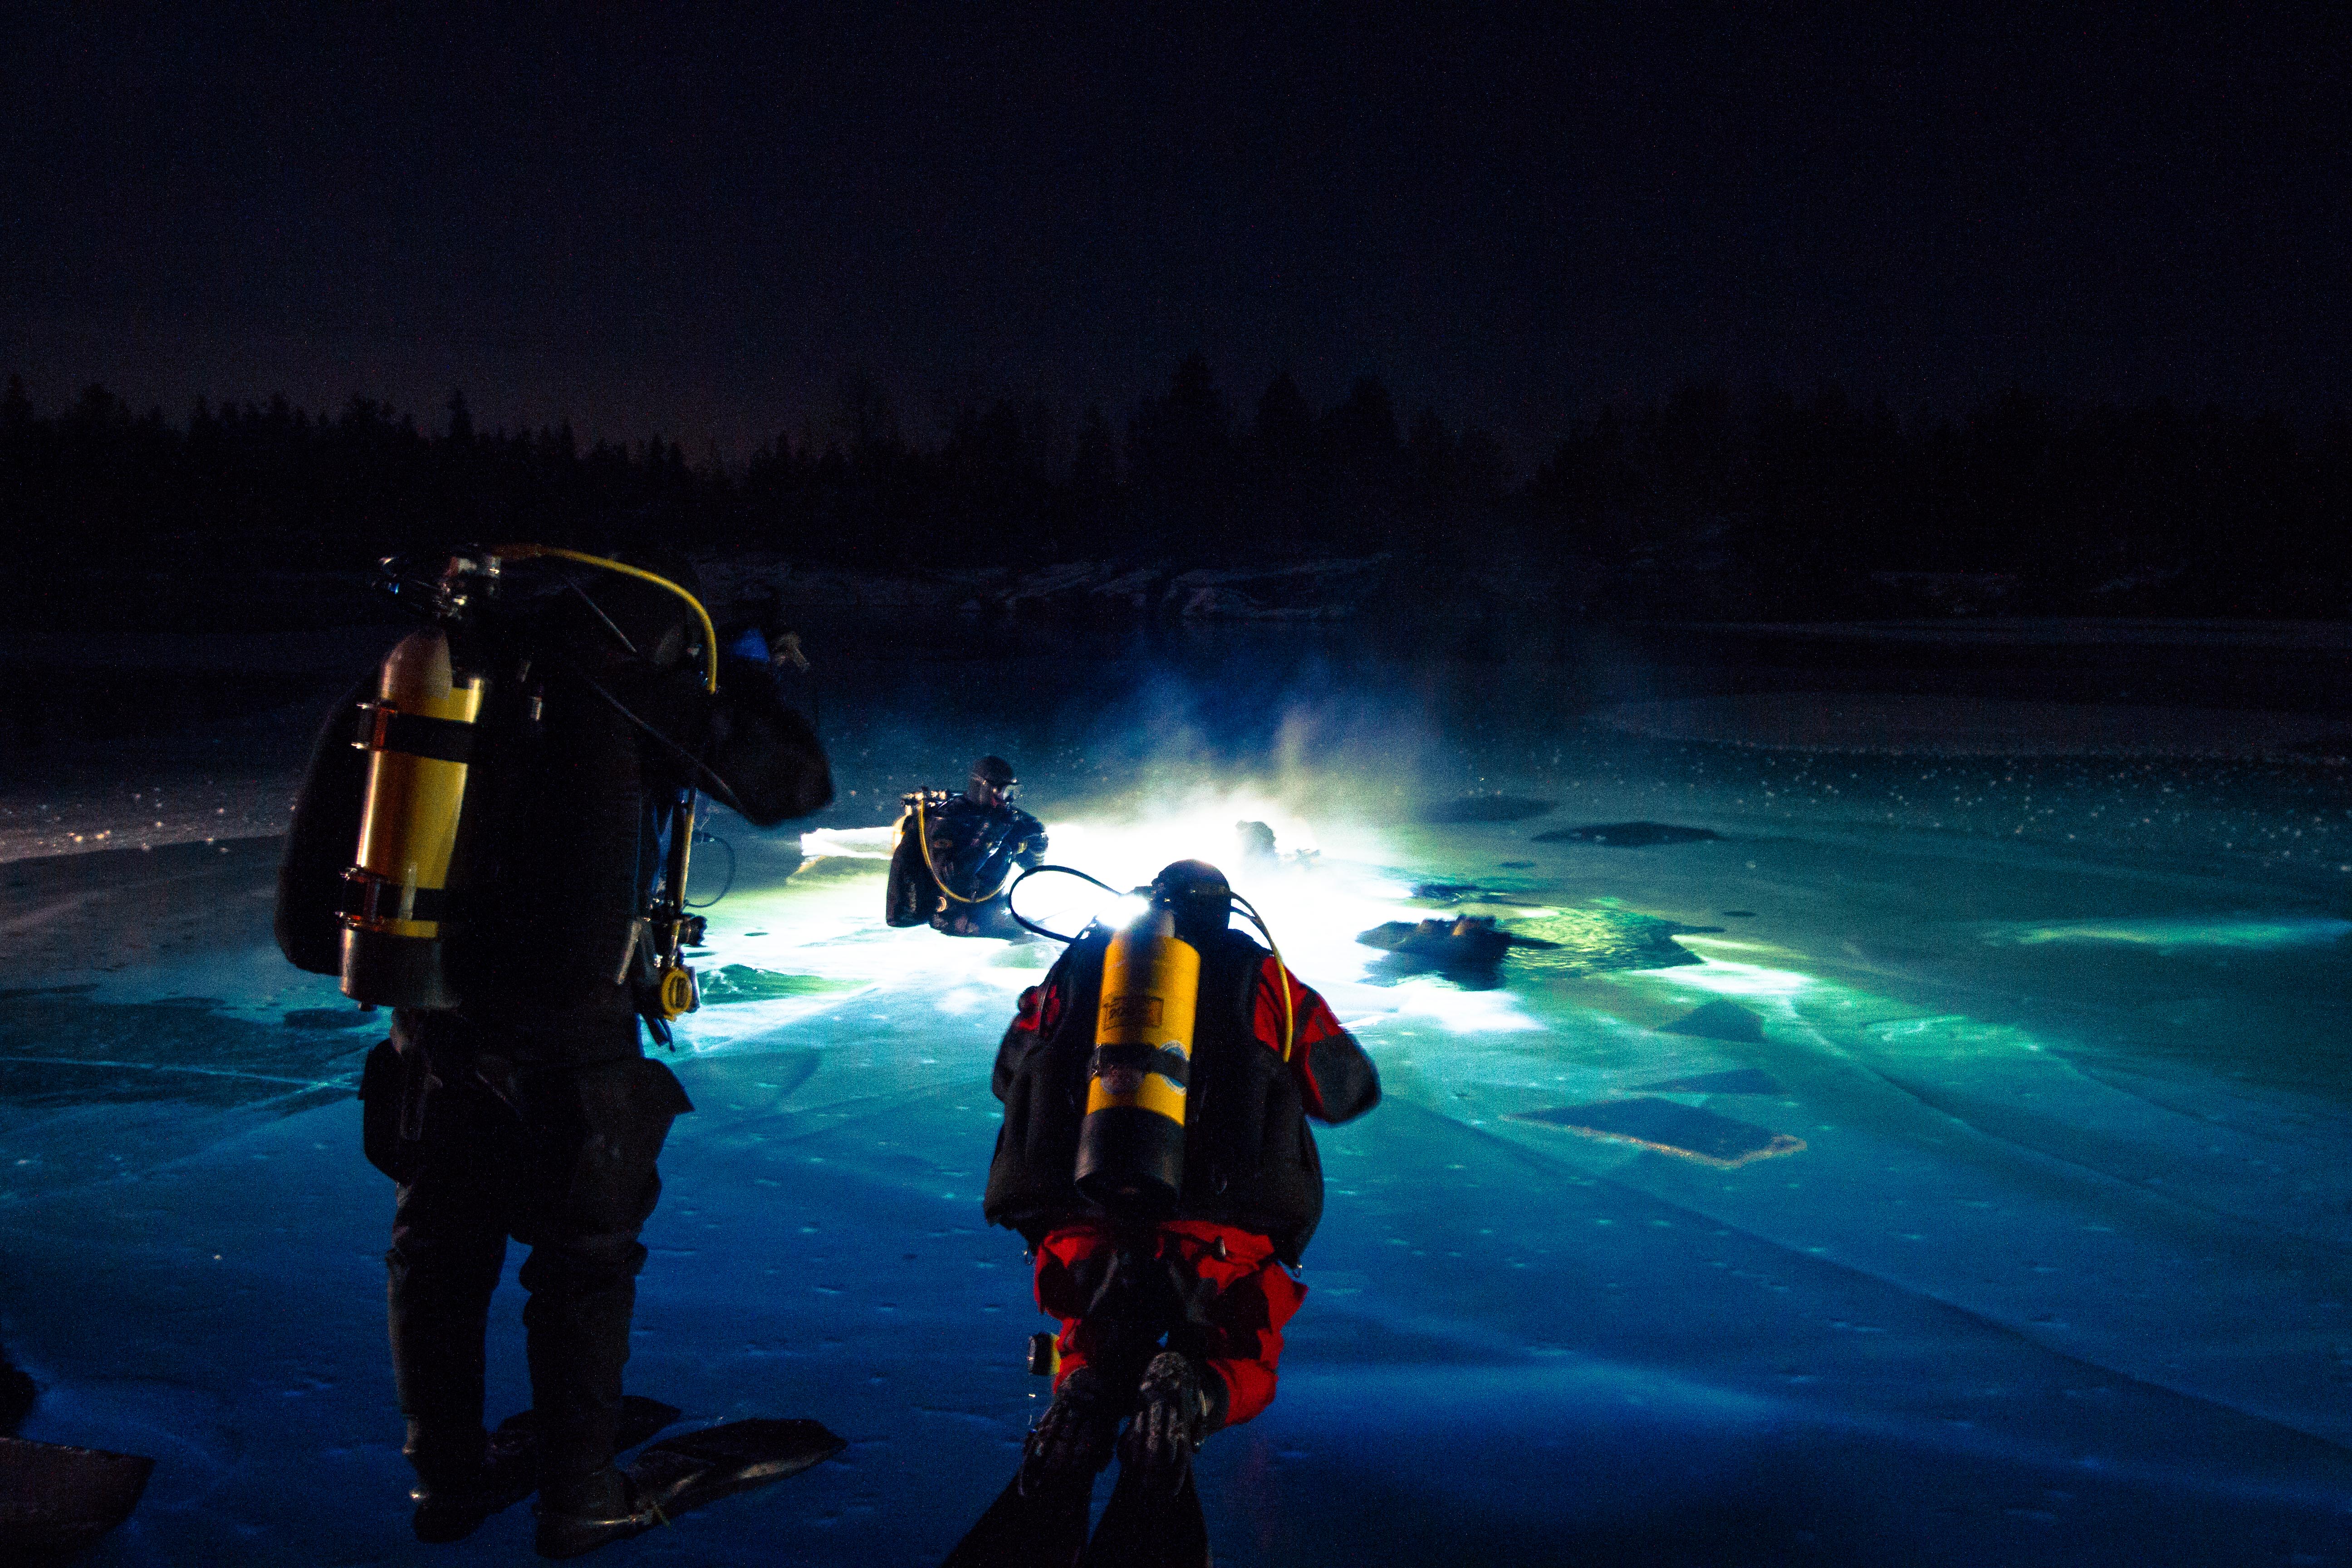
[{"left": 977, "top": 860, "right": 1379, "bottom": 1528}]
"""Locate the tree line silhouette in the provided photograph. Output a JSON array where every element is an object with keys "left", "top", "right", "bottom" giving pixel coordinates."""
[{"left": 3, "top": 358, "right": 2346, "bottom": 622}]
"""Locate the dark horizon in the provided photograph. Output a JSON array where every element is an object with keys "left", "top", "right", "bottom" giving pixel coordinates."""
[
  {"left": 9, "top": 359, "right": 2346, "bottom": 627},
  {"left": 5, "top": 6, "right": 2347, "bottom": 467}
]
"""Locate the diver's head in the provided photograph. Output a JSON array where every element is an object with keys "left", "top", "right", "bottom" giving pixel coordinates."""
[
  {"left": 549, "top": 543, "right": 706, "bottom": 671},
  {"left": 1150, "top": 859, "right": 1231, "bottom": 946},
  {"left": 967, "top": 755, "right": 1018, "bottom": 808}
]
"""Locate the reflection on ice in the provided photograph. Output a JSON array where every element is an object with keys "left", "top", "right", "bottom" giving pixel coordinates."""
[
  {"left": 1355, "top": 978, "right": 1546, "bottom": 1036},
  {"left": 1867, "top": 1015, "right": 2047, "bottom": 1058},
  {"left": 1637, "top": 950, "right": 1820, "bottom": 1001}
]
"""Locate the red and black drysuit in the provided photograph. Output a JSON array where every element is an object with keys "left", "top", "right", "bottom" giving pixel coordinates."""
[{"left": 984, "top": 922, "right": 1379, "bottom": 1432}]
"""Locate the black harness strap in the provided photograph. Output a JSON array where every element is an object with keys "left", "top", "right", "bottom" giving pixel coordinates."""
[
  {"left": 351, "top": 703, "right": 478, "bottom": 764},
  {"left": 1085, "top": 1043, "right": 1193, "bottom": 1088}
]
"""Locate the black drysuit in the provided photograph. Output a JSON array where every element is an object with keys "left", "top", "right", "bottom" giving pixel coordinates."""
[
  {"left": 278, "top": 579, "right": 830, "bottom": 1490},
  {"left": 884, "top": 794, "right": 1047, "bottom": 936}
]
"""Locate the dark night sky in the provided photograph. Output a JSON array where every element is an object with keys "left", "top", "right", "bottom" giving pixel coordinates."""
[{"left": 3, "top": 5, "right": 2345, "bottom": 464}]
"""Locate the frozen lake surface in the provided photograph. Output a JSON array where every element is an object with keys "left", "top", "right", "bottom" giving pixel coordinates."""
[{"left": 2, "top": 619, "right": 2349, "bottom": 1565}]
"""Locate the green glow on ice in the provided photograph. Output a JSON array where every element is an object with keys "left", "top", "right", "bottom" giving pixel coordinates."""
[{"left": 1998, "top": 917, "right": 2352, "bottom": 953}]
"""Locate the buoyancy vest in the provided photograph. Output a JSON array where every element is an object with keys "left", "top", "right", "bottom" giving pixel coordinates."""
[
  {"left": 276, "top": 646, "right": 690, "bottom": 1011},
  {"left": 984, "top": 925, "right": 1328, "bottom": 1263},
  {"left": 276, "top": 578, "right": 831, "bottom": 1014}
]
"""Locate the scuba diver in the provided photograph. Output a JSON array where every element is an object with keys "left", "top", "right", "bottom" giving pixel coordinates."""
[
  {"left": 275, "top": 545, "right": 837, "bottom": 1558},
  {"left": 945, "top": 860, "right": 1380, "bottom": 1566},
  {"left": 886, "top": 755, "right": 1049, "bottom": 937}
]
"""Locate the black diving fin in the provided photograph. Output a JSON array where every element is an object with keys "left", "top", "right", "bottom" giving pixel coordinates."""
[
  {"left": 536, "top": 1417, "right": 847, "bottom": 1558},
  {"left": 415, "top": 1395, "right": 686, "bottom": 1542},
  {"left": 626, "top": 1417, "right": 845, "bottom": 1521},
  {"left": 940, "top": 1470, "right": 1093, "bottom": 1568},
  {"left": 0, "top": 1434, "right": 156, "bottom": 1559},
  {"left": 488, "top": 1393, "right": 685, "bottom": 1480},
  {"left": 1077, "top": 1463, "right": 1210, "bottom": 1568}
]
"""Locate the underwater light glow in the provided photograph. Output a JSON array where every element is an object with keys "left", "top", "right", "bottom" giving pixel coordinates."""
[
  {"left": 1644, "top": 958, "right": 1820, "bottom": 1001},
  {"left": 677, "top": 786, "right": 1632, "bottom": 1053},
  {"left": 1041, "top": 793, "right": 1325, "bottom": 894},
  {"left": 1997, "top": 917, "right": 2352, "bottom": 952},
  {"left": 1867, "top": 1015, "right": 2047, "bottom": 1058},
  {"left": 1365, "top": 980, "right": 1547, "bottom": 1035},
  {"left": 799, "top": 825, "right": 897, "bottom": 860}
]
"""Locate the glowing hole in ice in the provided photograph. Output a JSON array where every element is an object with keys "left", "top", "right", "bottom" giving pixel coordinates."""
[{"left": 685, "top": 791, "right": 1560, "bottom": 1048}]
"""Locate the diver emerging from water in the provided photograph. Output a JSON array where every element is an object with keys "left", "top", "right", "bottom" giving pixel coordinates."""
[
  {"left": 943, "top": 859, "right": 1380, "bottom": 1566},
  {"left": 886, "top": 755, "right": 1049, "bottom": 938}
]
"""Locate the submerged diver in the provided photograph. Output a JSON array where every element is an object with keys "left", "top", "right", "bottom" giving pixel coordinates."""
[
  {"left": 946, "top": 860, "right": 1380, "bottom": 1566},
  {"left": 887, "top": 755, "right": 1049, "bottom": 937},
  {"left": 276, "top": 549, "right": 834, "bottom": 1557}
]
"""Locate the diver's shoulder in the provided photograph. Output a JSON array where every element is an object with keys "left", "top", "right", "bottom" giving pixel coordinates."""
[{"left": 1210, "top": 926, "right": 1270, "bottom": 962}]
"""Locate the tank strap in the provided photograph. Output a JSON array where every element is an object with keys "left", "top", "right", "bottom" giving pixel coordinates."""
[
  {"left": 341, "top": 871, "right": 454, "bottom": 926},
  {"left": 352, "top": 702, "right": 478, "bottom": 764},
  {"left": 1086, "top": 1044, "right": 1191, "bottom": 1087}
]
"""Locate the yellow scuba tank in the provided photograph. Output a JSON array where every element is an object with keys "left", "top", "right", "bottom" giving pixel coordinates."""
[
  {"left": 1074, "top": 906, "right": 1200, "bottom": 1211},
  {"left": 339, "top": 627, "right": 487, "bottom": 1008}
]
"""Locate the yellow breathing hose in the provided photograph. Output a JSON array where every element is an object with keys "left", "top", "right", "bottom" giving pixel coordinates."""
[
  {"left": 912, "top": 795, "right": 1021, "bottom": 905},
  {"left": 1230, "top": 892, "right": 1295, "bottom": 1063},
  {"left": 492, "top": 544, "right": 720, "bottom": 693}
]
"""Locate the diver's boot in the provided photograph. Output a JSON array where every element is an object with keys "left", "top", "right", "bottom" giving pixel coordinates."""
[
  {"left": 534, "top": 1464, "right": 642, "bottom": 1560},
  {"left": 404, "top": 1421, "right": 514, "bottom": 1544}
]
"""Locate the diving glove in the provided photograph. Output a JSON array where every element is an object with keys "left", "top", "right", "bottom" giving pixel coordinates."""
[
  {"left": 1117, "top": 1351, "right": 1211, "bottom": 1487},
  {"left": 1020, "top": 1365, "right": 1117, "bottom": 1494}
]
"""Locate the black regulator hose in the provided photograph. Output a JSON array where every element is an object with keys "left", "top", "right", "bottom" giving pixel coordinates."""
[
  {"left": 1005, "top": 863, "right": 1129, "bottom": 944},
  {"left": 1007, "top": 867, "right": 1294, "bottom": 1055},
  {"left": 686, "top": 830, "right": 735, "bottom": 909}
]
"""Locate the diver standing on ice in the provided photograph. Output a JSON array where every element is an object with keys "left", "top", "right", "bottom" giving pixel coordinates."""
[
  {"left": 944, "top": 859, "right": 1380, "bottom": 1566},
  {"left": 275, "top": 547, "right": 836, "bottom": 1557},
  {"left": 887, "top": 754, "right": 1049, "bottom": 937}
]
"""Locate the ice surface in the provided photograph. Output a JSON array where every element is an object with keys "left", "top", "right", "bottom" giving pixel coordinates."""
[{"left": 2, "top": 622, "right": 2349, "bottom": 1564}]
